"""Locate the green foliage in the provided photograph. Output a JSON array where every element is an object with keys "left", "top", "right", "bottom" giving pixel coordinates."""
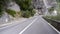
[
  {"left": 56, "top": 0, "right": 60, "bottom": 12},
  {"left": 21, "top": 10, "right": 35, "bottom": 18},
  {"left": 28, "top": 6, "right": 33, "bottom": 11},
  {"left": 31, "top": 10, "right": 36, "bottom": 16},
  {"left": 48, "top": 7, "right": 54, "bottom": 14},
  {"left": 0, "top": 0, "right": 10, "bottom": 17},
  {"left": 0, "top": 4, "right": 3, "bottom": 17},
  {"left": 21, "top": 10, "right": 31, "bottom": 18},
  {"left": 0, "top": 0, "right": 35, "bottom": 18},
  {"left": 48, "top": 7, "right": 54, "bottom": 11},
  {"left": 15, "top": 0, "right": 32, "bottom": 11},
  {"left": 45, "top": 14, "right": 60, "bottom": 21},
  {"left": 46, "top": 5, "right": 60, "bottom": 21},
  {"left": 15, "top": 0, "right": 35, "bottom": 18},
  {"left": 6, "top": 9, "right": 16, "bottom": 17},
  {"left": 56, "top": 0, "right": 60, "bottom": 2},
  {"left": 0, "top": 11, "right": 3, "bottom": 17}
]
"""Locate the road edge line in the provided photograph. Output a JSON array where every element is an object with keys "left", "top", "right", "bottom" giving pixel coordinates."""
[{"left": 47, "top": 22, "right": 60, "bottom": 34}]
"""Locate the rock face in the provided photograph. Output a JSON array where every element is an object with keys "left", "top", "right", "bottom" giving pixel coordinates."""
[
  {"left": 32, "top": 0, "right": 44, "bottom": 9},
  {"left": 0, "top": 1, "right": 20, "bottom": 24},
  {"left": 32, "top": 0, "right": 46, "bottom": 14},
  {"left": 0, "top": 12, "right": 10, "bottom": 24},
  {"left": 7, "top": 2, "right": 20, "bottom": 12},
  {"left": 32, "top": 0, "right": 57, "bottom": 8},
  {"left": 43, "top": 0, "right": 57, "bottom": 8},
  {"left": 43, "top": 0, "right": 57, "bottom": 16},
  {"left": 32, "top": 0, "right": 57, "bottom": 15}
]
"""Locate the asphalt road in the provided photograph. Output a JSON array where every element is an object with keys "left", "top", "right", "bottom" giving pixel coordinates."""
[
  {"left": 0, "top": 16, "right": 38, "bottom": 34},
  {"left": 22, "top": 16, "right": 58, "bottom": 34},
  {"left": 0, "top": 16, "right": 59, "bottom": 34}
]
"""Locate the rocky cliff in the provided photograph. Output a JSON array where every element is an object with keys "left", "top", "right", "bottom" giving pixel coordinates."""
[{"left": 32, "top": 0, "right": 57, "bottom": 15}]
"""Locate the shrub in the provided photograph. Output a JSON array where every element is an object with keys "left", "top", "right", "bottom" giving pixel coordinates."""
[
  {"left": 6, "top": 9, "right": 16, "bottom": 17},
  {"left": 15, "top": 11, "right": 22, "bottom": 17},
  {"left": 21, "top": 10, "right": 31, "bottom": 18},
  {"left": 44, "top": 14, "right": 60, "bottom": 21},
  {"left": 15, "top": 0, "right": 32, "bottom": 11},
  {"left": 31, "top": 10, "right": 36, "bottom": 16},
  {"left": 56, "top": 0, "right": 60, "bottom": 2},
  {"left": 14, "top": 0, "right": 35, "bottom": 18},
  {"left": 48, "top": 7, "right": 54, "bottom": 14},
  {"left": 0, "top": 11, "right": 3, "bottom": 17},
  {"left": 6, "top": 9, "right": 22, "bottom": 17},
  {"left": 0, "top": 5, "right": 3, "bottom": 17},
  {"left": 21, "top": 10, "right": 36, "bottom": 18}
]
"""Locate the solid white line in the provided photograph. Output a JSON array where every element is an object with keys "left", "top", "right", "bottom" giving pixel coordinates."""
[
  {"left": 41, "top": 17, "right": 60, "bottom": 34},
  {"left": 47, "top": 23, "right": 60, "bottom": 34},
  {"left": 19, "top": 17, "right": 38, "bottom": 34}
]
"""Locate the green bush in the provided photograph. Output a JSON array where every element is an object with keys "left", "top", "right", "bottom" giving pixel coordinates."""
[
  {"left": 28, "top": 6, "right": 33, "bottom": 11},
  {"left": 21, "top": 10, "right": 35, "bottom": 18},
  {"left": 31, "top": 10, "right": 36, "bottom": 16},
  {"left": 45, "top": 14, "right": 60, "bottom": 21},
  {"left": 15, "top": 0, "right": 36, "bottom": 18},
  {"left": 48, "top": 7, "right": 54, "bottom": 14},
  {"left": 21, "top": 10, "right": 31, "bottom": 18},
  {"left": 6, "top": 9, "right": 16, "bottom": 17},
  {"left": 0, "top": 11, "right": 3, "bottom": 17},
  {"left": 0, "top": 5, "right": 3, "bottom": 17},
  {"left": 56, "top": 0, "right": 60, "bottom": 2},
  {"left": 15, "top": 0, "right": 32, "bottom": 11}
]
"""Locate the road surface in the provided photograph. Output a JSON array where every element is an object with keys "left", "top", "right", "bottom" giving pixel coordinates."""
[
  {"left": 0, "top": 16, "right": 59, "bottom": 34},
  {"left": 22, "top": 16, "right": 58, "bottom": 34}
]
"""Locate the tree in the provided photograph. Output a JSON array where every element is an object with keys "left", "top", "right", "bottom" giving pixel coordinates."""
[
  {"left": 15, "top": 0, "right": 32, "bottom": 11},
  {"left": 15, "top": 0, "right": 36, "bottom": 18},
  {"left": 0, "top": 0, "right": 35, "bottom": 18}
]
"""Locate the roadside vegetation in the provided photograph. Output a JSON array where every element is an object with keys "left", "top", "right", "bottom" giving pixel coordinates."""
[
  {"left": 44, "top": 0, "right": 60, "bottom": 21},
  {"left": 0, "top": 0, "right": 36, "bottom": 18},
  {"left": 43, "top": 0, "right": 60, "bottom": 31},
  {"left": 15, "top": 0, "right": 36, "bottom": 18},
  {"left": 6, "top": 9, "right": 16, "bottom": 17},
  {"left": 48, "top": 7, "right": 54, "bottom": 14},
  {"left": 0, "top": 7, "right": 3, "bottom": 17},
  {"left": 44, "top": 15, "right": 60, "bottom": 21},
  {"left": 0, "top": 0, "right": 4, "bottom": 17}
]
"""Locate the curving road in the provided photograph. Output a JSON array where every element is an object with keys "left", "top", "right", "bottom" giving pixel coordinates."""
[
  {"left": 22, "top": 16, "right": 58, "bottom": 34},
  {"left": 0, "top": 16, "right": 59, "bottom": 34}
]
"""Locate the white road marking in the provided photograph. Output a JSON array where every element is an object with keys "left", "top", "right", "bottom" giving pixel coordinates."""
[
  {"left": 41, "top": 18, "right": 60, "bottom": 34},
  {"left": 47, "top": 23, "right": 60, "bottom": 34},
  {"left": 19, "top": 17, "right": 38, "bottom": 34}
]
